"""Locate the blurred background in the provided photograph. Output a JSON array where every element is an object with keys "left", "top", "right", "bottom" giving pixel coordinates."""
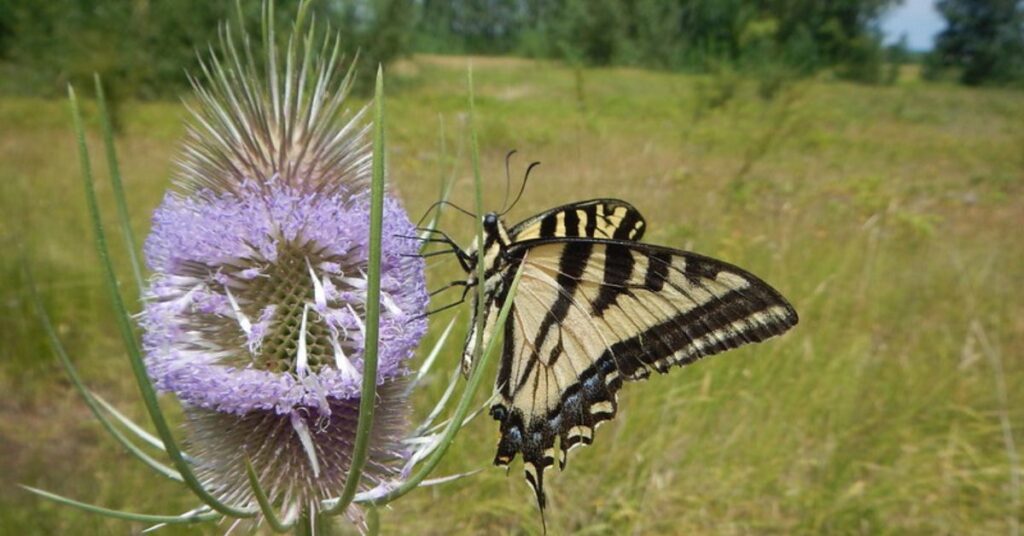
[{"left": 1, "top": 0, "right": 1022, "bottom": 534}]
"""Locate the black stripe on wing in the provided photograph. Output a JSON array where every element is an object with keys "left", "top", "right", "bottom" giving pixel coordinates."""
[{"left": 507, "top": 199, "right": 647, "bottom": 242}]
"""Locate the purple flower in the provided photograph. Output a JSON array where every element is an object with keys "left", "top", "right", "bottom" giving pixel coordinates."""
[
  {"left": 142, "top": 182, "right": 426, "bottom": 416},
  {"left": 137, "top": 15, "right": 429, "bottom": 522}
]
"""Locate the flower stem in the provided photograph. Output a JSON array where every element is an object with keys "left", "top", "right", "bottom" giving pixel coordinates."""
[
  {"left": 366, "top": 506, "right": 380, "bottom": 535},
  {"left": 294, "top": 509, "right": 325, "bottom": 536},
  {"left": 244, "top": 457, "right": 297, "bottom": 532},
  {"left": 469, "top": 64, "right": 487, "bottom": 381},
  {"left": 362, "top": 62, "right": 504, "bottom": 507},
  {"left": 323, "top": 63, "right": 387, "bottom": 517},
  {"left": 19, "top": 485, "right": 218, "bottom": 525}
]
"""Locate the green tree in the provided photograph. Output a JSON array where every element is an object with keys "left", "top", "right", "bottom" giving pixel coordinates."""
[
  {"left": 929, "top": 0, "right": 1024, "bottom": 85},
  {"left": 543, "top": 0, "right": 627, "bottom": 65},
  {"left": 324, "top": 0, "right": 418, "bottom": 90},
  {"left": 0, "top": 0, "right": 415, "bottom": 98}
]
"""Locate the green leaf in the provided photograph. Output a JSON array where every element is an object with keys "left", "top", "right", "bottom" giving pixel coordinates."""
[
  {"left": 23, "top": 263, "right": 182, "bottom": 482},
  {"left": 244, "top": 458, "right": 297, "bottom": 532},
  {"left": 94, "top": 74, "right": 144, "bottom": 295},
  {"left": 20, "top": 485, "right": 218, "bottom": 525},
  {"left": 68, "top": 85, "right": 256, "bottom": 518}
]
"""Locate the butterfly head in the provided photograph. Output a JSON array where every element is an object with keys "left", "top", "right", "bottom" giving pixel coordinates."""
[
  {"left": 461, "top": 212, "right": 512, "bottom": 278},
  {"left": 480, "top": 211, "right": 511, "bottom": 250}
]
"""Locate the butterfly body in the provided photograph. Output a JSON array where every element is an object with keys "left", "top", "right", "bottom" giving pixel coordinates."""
[{"left": 451, "top": 199, "right": 798, "bottom": 515}]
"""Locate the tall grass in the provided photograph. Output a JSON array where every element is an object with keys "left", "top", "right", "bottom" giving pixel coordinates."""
[{"left": 2, "top": 57, "right": 1022, "bottom": 534}]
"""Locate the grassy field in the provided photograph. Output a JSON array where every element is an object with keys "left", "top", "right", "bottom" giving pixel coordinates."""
[{"left": 1, "top": 55, "right": 1022, "bottom": 534}]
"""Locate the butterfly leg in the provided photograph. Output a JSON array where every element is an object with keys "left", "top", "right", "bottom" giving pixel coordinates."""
[
  {"left": 414, "top": 228, "right": 475, "bottom": 271},
  {"left": 429, "top": 280, "right": 469, "bottom": 297},
  {"left": 420, "top": 283, "right": 473, "bottom": 318}
]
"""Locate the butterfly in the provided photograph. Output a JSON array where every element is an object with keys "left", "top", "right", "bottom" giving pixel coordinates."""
[{"left": 431, "top": 197, "right": 798, "bottom": 521}]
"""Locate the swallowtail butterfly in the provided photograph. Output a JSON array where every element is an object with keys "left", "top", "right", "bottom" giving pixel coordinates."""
[{"left": 437, "top": 198, "right": 798, "bottom": 522}]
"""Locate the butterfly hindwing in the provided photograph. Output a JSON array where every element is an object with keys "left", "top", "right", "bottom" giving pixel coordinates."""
[{"left": 489, "top": 238, "right": 798, "bottom": 511}]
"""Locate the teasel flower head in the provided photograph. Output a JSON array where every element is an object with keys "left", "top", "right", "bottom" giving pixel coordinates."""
[{"left": 138, "top": 8, "right": 428, "bottom": 522}]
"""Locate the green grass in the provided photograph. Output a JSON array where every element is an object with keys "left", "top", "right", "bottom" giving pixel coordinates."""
[{"left": 2, "top": 55, "right": 1022, "bottom": 534}]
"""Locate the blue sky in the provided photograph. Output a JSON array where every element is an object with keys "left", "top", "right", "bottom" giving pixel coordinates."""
[{"left": 881, "top": 0, "right": 946, "bottom": 50}]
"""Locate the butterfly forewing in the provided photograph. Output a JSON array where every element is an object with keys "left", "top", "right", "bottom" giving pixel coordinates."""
[
  {"left": 509, "top": 199, "right": 646, "bottom": 242},
  {"left": 490, "top": 239, "right": 798, "bottom": 510},
  {"left": 461, "top": 199, "right": 645, "bottom": 376}
]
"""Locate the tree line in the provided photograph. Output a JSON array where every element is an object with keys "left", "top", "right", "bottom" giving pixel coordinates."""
[
  {"left": 0, "top": 0, "right": 1021, "bottom": 99},
  {"left": 417, "top": 0, "right": 899, "bottom": 78}
]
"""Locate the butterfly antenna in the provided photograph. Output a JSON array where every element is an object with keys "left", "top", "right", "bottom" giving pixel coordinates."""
[
  {"left": 500, "top": 161, "right": 540, "bottom": 217},
  {"left": 415, "top": 200, "right": 478, "bottom": 227},
  {"left": 499, "top": 149, "right": 517, "bottom": 213}
]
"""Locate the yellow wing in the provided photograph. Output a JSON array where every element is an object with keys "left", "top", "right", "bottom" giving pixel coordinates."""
[
  {"left": 508, "top": 199, "right": 646, "bottom": 242},
  {"left": 461, "top": 199, "right": 645, "bottom": 376}
]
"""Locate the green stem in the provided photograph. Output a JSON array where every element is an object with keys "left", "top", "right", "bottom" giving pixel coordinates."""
[
  {"left": 90, "top": 393, "right": 175, "bottom": 454},
  {"left": 468, "top": 64, "right": 487, "bottom": 379},
  {"left": 363, "top": 62, "right": 499, "bottom": 507},
  {"left": 294, "top": 509, "right": 324, "bottom": 536},
  {"left": 322, "top": 63, "right": 386, "bottom": 517},
  {"left": 366, "top": 506, "right": 380, "bottom": 535}
]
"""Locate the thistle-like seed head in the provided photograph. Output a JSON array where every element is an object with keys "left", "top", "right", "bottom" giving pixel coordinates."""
[{"left": 139, "top": 7, "right": 427, "bottom": 521}]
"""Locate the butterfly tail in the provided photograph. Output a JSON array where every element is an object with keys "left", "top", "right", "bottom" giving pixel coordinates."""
[{"left": 493, "top": 405, "right": 553, "bottom": 531}]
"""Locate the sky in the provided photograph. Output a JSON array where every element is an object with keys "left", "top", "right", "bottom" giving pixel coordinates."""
[{"left": 880, "top": 0, "right": 946, "bottom": 50}]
